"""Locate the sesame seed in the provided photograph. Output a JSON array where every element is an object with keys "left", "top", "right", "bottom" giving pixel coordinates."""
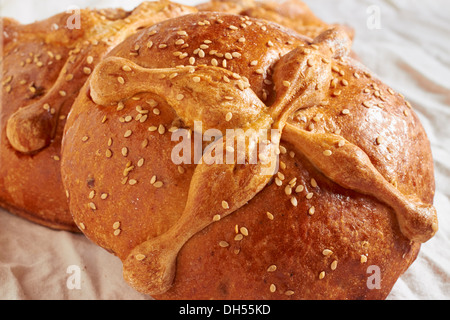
[
  {"left": 158, "top": 44, "right": 168, "bottom": 49},
  {"left": 124, "top": 130, "right": 132, "bottom": 138},
  {"left": 113, "top": 222, "right": 121, "bottom": 230},
  {"left": 270, "top": 284, "right": 276, "bottom": 293},
  {"left": 338, "top": 140, "right": 346, "bottom": 147},
  {"left": 176, "top": 94, "right": 185, "bottom": 101},
  {"left": 266, "top": 212, "right": 274, "bottom": 220},
  {"left": 323, "top": 249, "right": 333, "bottom": 256},
  {"left": 331, "top": 260, "right": 338, "bottom": 270},
  {"left": 135, "top": 254, "right": 146, "bottom": 261},
  {"left": 308, "top": 206, "right": 315, "bottom": 215},
  {"left": 228, "top": 25, "right": 238, "bottom": 30},
  {"left": 105, "top": 149, "right": 113, "bottom": 158},
  {"left": 117, "top": 77, "right": 125, "bottom": 84},
  {"left": 88, "top": 202, "right": 97, "bottom": 210},
  {"left": 319, "top": 271, "right": 325, "bottom": 279},
  {"left": 311, "top": 178, "right": 318, "bottom": 188},
  {"left": 240, "top": 227, "right": 249, "bottom": 236},
  {"left": 295, "top": 185, "right": 304, "bottom": 193},
  {"left": 122, "top": 65, "right": 132, "bottom": 72},
  {"left": 342, "top": 109, "right": 350, "bottom": 115},
  {"left": 83, "top": 67, "right": 91, "bottom": 75},
  {"left": 283, "top": 80, "right": 291, "bottom": 88},
  {"left": 323, "top": 150, "right": 333, "bottom": 156},
  {"left": 121, "top": 147, "right": 128, "bottom": 157},
  {"left": 79, "top": 223, "right": 86, "bottom": 230},
  {"left": 129, "top": 179, "right": 137, "bottom": 186},
  {"left": 306, "top": 192, "right": 314, "bottom": 199},
  {"left": 285, "top": 290, "right": 295, "bottom": 296},
  {"left": 284, "top": 185, "right": 292, "bottom": 196},
  {"left": 267, "top": 265, "right": 277, "bottom": 272},
  {"left": 225, "top": 112, "right": 233, "bottom": 122},
  {"left": 360, "top": 255, "right": 368, "bottom": 263},
  {"left": 234, "top": 234, "right": 244, "bottom": 241},
  {"left": 153, "top": 181, "right": 164, "bottom": 188},
  {"left": 213, "top": 215, "right": 221, "bottom": 222},
  {"left": 114, "top": 229, "right": 121, "bottom": 236},
  {"left": 158, "top": 124, "right": 166, "bottom": 135},
  {"left": 290, "top": 197, "right": 298, "bottom": 207},
  {"left": 222, "top": 201, "right": 230, "bottom": 209},
  {"left": 376, "top": 136, "right": 383, "bottom": 145},
  {"left": 101, "top": 193, "right": 108, "bottom": 200},
  {"left": 362, "top": 101, "right": 371, "bottom": 108},
  {"left": 219, "top": 241, "right": 229, "bottom": 248}
]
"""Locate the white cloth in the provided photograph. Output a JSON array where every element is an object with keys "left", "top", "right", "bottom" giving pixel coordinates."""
[{"left": 0, "top": 0, "right": 449, "bottom": 300}]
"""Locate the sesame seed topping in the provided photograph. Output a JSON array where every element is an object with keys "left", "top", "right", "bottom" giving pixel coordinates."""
[
  {"left": 124, "top": 130, "right": 132, "bottom": 138},
  {"left": 283, "top": 80, "right": 291, "bottom": 88},
  {"left": 219, "top": 241, "right": 229, "bottom": 248},
  {"left": 240, "top": 227, "right": 249, "bottom": 236},
  {"left": 88, "top": 202, "right": 97, "bottom": 210},
  {"left": 323, "top": 249, "right": 333, "bottom": 256},
  {"left": 83, "top": 67, "right": 91, "bottom": 75},
  {"left": 234, "top": 234, "right": 244, "bottom": 241},
  {"left": 117, "top": 77, "right": 125, "bottom": 84},
  {"left": 360, "top": 255, "right": 368, "bottom": 263},
  {"left": 213, "top": 215, "right": 221, "bottom": 222},
  {"left": 176, "top": 94, "right": 185, "bottom": 101},
  {"left": 222, "top": 201, "right": 230, "bottom": 209},
  {"left": 270, "top": 284, "right": 276, "bottom": 293},
  {"left": 295, "top": 185, "right": 304, "bottom": 193},
  {"left": 342, "top": 109, "right": 350, "bottom": 115},
  {"left": 225, "top": 112, "right": 233, "bottom": 122},
  {"left": 319, "top": 271, "right": 326, "bottom": 279},
  {"left": 290, "top": 197, "right": 298, "bottom": 207},
  {"left": 266, "top": 212, "right": 274, "bottom": 220},
  {"left": 285, "top": 290, "right": 295, "bottom": 296},
  {"left": 331, "top": 260, "right": 338, "bottom": 270},
  {"left": 114, "top": 229, "right": 121, "bottom": 236},
  {"left": 323, "top": 150, "right": 333, "bottom": 156},
  {"left": 135, "top": 254, "right": 146, "bottom": 261},
  {"left": 267, "top": 265, "right": 277, "bottom": 272},
  {"left": 308, "top": 206, "right": 315, "bottom": 215},
  {"left": 153, "top": 181, "right": 164, "bottom": 188}
]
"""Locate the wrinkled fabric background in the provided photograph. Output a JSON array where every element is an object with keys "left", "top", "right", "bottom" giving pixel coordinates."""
[{"left": 0, "top": 0, "right": 449, "bottom": 300}]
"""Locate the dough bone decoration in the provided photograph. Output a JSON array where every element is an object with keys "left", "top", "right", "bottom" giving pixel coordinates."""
[
  {"left": 6, "top": 1, "right": 196, "bottom": 154},
  {"left": 2, "top": 0, "right": 438, "bottom": 300},
  {"left": 87, "top": 25, "right": 437, "bottom": 295}
]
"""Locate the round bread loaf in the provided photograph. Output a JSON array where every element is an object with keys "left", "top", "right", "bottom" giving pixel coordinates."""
[{"left": 61, "top": 10, "right": 437, "bottom": 299}]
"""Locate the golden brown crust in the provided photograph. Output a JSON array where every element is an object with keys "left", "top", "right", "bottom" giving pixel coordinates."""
[
  {"left": 0, "top": 2, "right": 197, "bottom": 231},
  {"left": 61, "top": 9, "right": 436, "bottom": 300},
  {"left": 197, "top": 0, "right": 354, "bottom": 40}
]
